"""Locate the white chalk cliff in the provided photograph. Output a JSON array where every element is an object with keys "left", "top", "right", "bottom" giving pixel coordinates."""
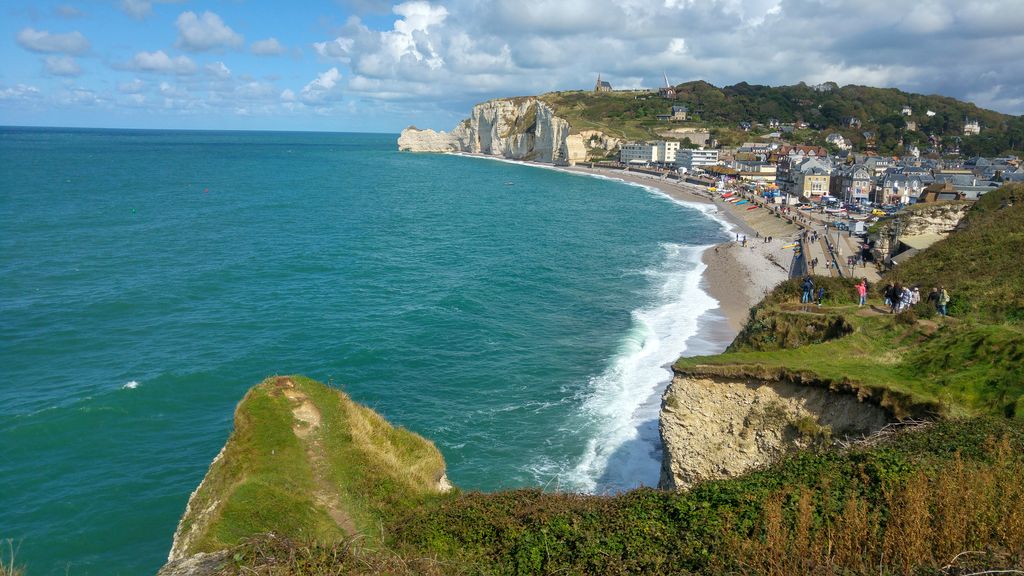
[{"left": 398, "top": 98, "right": 588, "bottom": 165}]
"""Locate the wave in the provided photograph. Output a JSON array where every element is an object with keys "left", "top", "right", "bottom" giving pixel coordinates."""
[{"left": 562, "top": 242, "right": 721, "bottom": 493}]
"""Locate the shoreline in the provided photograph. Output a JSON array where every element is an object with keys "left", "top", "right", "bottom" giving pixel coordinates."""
[{"left": 559, "top": 164, "right": 798, "bottom": 338}]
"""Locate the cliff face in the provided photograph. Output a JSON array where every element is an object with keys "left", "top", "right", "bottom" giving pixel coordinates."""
[
  {"left": 659, "top": 372, "right": 893, "bottom": 490},
  {"left": 398, "top": 98, "right": 588, "bottom": 164},
  {"left": 872, "top": 201, "right": 971, "bottom": 260}
]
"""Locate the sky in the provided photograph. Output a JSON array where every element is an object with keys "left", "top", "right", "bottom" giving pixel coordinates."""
[{"left": 2, "top": 0, "right": 1023, "bottom": 133}]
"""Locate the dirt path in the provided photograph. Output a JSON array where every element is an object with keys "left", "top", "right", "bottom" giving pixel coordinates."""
[{"left": 276, "top": 378, "right": 357, "bottom": 536}]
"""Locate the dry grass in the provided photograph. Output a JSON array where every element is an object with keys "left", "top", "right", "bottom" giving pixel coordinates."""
[
  {"left": 214, "top": 533, "right": 463, "bottom": 576},
  {"left": 730, "top": 436, "right": 1024, "bottom": 575},
  {"left": 1, "top": 540, "right": 23, "bottom": 576}
]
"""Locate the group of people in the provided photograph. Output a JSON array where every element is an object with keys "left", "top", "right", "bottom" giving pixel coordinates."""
[
  {"left": 800, "top": 276, "right": 826, "bottom": 307},
  {"left": 801, "top": 277, "right": 952, "bottom": 316},
  {"left": 882, "top": 283, "right": 951, "bottom": 316}
]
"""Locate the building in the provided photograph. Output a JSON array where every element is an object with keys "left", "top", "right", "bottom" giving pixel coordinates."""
[
  {"left": 658, "top": 73, "right": 676, "bottom": 99},
  {"left": 964, "top": 119, "right": 981, "bottom": 135},
  {"left": 825, "top": 133, "right": 851, "bottom": 151},
  {"left": 675, "top": 148, "right": 719, "bottom": 171},
  {"left": 878, "top": 171, "right": 928, "bottom": 205},
  {"left": 619, "top": 141, "right": 680, "bottom": 165},
  {"left": 671, "top": 105, "right": 688, "bottom": 121},
  {"left": 791, "top": 157, "right": 833, "bottom": 200},
  {"left": 901, "top": 105, "right": 913, "bottom": 116},
  {"left": 830, "top": 164, "right": 873, "bottom": 204},
  {"left": 594, "top": 74, "right": 612, "bottom": 93},
  {"left": 620, "top": 142, "right": 656, "bottom": 164}
]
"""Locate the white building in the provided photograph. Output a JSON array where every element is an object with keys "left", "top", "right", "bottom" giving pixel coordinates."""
[
  {"left": 964, "top": 120, "right": 981, "bottom": 136},
  {"left": 825, "top": 133, "right": 851, "bottom": 151},
  {"left": 676, "top": 148, "right": 719, "bottom": 171},
  {"left": 619, "top": 141, "right": 680, "bottom": 165}
]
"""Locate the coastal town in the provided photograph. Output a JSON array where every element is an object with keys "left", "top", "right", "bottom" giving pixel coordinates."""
[{"left": 576, "top": 76, "right": 1024, "bottom": 290}]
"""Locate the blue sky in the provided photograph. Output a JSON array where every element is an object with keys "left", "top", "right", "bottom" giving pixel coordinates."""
[{"left": 2, "top": 0, "right": 1023, "bottom": 133}]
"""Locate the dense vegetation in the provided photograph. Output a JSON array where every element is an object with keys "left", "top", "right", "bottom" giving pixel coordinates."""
[
  {"left": 541, "top": 81, "right": 1024, "bottom": 155},
  {"left": 218, "top": 418, "right": 1024, "bottom": 575},
  {"left": 162, "top": 186, "right": 1024, "bottom": 575}
]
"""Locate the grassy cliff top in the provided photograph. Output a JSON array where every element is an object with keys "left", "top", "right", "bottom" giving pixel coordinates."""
[{"left": 169, "top": 376, "right": 448, "bottom": 559}]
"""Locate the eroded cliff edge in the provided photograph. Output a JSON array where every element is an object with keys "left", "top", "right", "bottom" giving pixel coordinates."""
[
  {"left": 658, "top": 369, "right": 894, "bottom": 490},
  {"left": 398, "top": 97, "right": 589, "bottom": 164}
]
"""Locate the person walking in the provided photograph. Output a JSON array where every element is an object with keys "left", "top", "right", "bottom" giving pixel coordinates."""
[
  {"left": 856, "top": 279, "right": 867, "bottom": 307},
  {"left": 801, "top": 276, "right": 814, "bottom": 304},
  {"left": 938, "top": 285, "right": 950, "bottom": 316},
  {"left": 816, "top": 286, "right": 826, "bottom": 307}
]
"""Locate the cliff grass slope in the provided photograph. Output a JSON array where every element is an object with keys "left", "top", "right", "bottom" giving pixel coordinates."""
[{"left": 165, "top": 376, "right": 448, "bottom": 564}]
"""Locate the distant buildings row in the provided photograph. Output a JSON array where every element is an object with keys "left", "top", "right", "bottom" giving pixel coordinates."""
[{"left": 619, "top": 137, "right": 1022, "bottom": 205}]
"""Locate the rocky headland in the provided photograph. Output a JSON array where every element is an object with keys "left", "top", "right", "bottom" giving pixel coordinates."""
[{"left": 398, "top": 97, "right": 589, "bottom": 164}]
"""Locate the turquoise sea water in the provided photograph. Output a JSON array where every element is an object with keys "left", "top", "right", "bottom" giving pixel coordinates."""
[{"left": 0, "top": 128, "right": 728, "bottom": 575}]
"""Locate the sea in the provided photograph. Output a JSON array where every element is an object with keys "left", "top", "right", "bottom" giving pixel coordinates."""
[{"left": 0, "top": 128, "right": 731, "bottom": 575}]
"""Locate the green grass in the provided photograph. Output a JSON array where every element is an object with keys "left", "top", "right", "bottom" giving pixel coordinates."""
[
  {"left": 886, "top": 184, "right": 1024, "bottom": 322},
  {"left": 380, "top": 418, "right": 1024, "bottom": 576},
  {"left": 172, "top": 376, "right": 447, "bottom": 557},
  {"left": 175, "top": 380, "right": 344, "bottom": 555}
]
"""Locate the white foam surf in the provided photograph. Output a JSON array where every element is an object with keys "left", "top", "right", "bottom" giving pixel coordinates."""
[
  {"left": 562, "top": 242, "right": 721, "bottom": 493},
  {"left": 121, "top": 380, "right": 140, "bottom": 390}
]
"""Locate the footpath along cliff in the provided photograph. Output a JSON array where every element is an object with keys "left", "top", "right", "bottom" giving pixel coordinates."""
[{"left": 398, "top": 97, "right": 589, "bottom": 164}]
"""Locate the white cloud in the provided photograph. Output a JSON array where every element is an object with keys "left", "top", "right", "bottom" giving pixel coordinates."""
[
  {"left": 121, "top": 0, "right": 186, "bottom": 21},
  {"left": 206, "top": 61, "right": 232, "bottom": 79},
  {"left": 16, "top": 28, "right": 90, "bottom": 55},
  {"left": 127, "top": 50, "right": 196, "bottom": 74},
  {"left": 300, "top": 68, "right": 343, "bottom": 103},
  {"left": 0, "top": 84, "right": 42, "bottom": 101},
  {"left": 236, "top": 81, "right": 276, "bottom": 100},
  {"left": 175, "top": 11, "right": 243, "bottom": 52},
  {"left": 121, "top": 0, "right": 151, "bottom": 20},
  {"left": 45, "top": 55, "right": 82, "bottom": 76},
  {"left": 314, "top": 36, "right": 354, "bottom": 61},
  {"left": 118, "top": 79, "right": 147, "bottom": 93},
  {"left": 251, "top": 38, "right": 287, "bottom": 56},
  {"left": 55, "top": 5, "right": 84, "bottom": 18}
]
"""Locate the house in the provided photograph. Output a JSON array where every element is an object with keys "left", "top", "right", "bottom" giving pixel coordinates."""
[
  {"left": 739, "top": 121, "right": 752, "bottom": 131},
  {"left": 963, "top": 119, "right": 981, "bottom": 135},
  {"left": 905, "top": 120, "right": 917, "bottom": 131},
  {"left": 825, "top": 133, "right": 851, "bottom": 151},
  {"left": 864, "top": 156, "right": 895, "bottom": 176},
  {"left": 879, "top": 170, "right": 928, "bottom": 205},
  {"left": 791, "top": 157, "right": 833, "bottom": 200},
  {"left": 847, "top": 117, "right": 862, "bottom": 129},
  {"left": 671, "top": 105, "right": 688, "bottom": 121},
  {"left": 830, "top": 163, "right": 873, "bottom": 204},
  {"left": 926, "top": 110, "right": 936, "bottom": 117},
  {"left": 594, "top": 74, "right": 612, "bottom": 93},
  {"left": 901, "top": 105, "right": 913, "bottom": 116}
]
